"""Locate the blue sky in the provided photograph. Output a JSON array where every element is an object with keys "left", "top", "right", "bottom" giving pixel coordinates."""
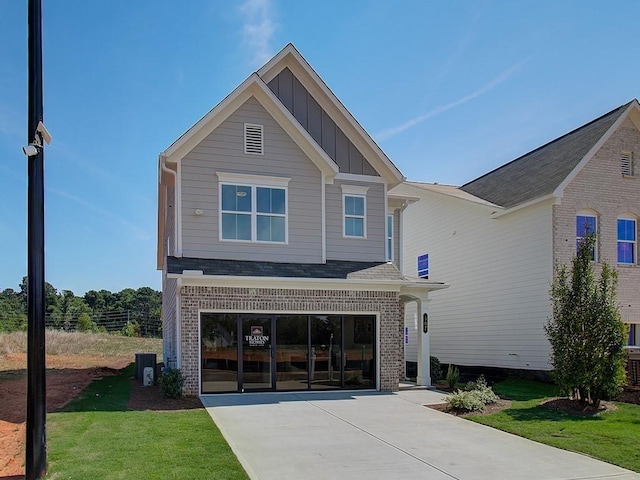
[{"left": 1, "top": 1, "right": 638, "bottom": 295}]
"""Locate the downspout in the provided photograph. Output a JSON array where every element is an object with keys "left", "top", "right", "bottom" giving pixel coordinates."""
[{"left": 160, "top": 155, "right": 181, "bottom": 257}]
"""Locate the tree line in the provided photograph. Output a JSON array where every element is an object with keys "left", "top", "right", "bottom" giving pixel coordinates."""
[{"left": 0, "top": 277, "right": 162, "bottom": 337}]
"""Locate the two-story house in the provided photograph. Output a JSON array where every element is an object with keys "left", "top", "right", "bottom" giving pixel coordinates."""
[
  {"left": 157, "top": 44, "right": 447, "bottom": 396},
  {"left": 393, "top": 100, "right": 640, "bottom": 375}
]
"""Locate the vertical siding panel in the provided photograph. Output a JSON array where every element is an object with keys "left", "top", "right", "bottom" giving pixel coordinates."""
[
  {"left": 278, "top": 68, "right": 293, "bottom": 112},
  {"left": 335, "top": 128, "right": 350, "bottom": 171},
  {"left": 307, "top": 95, "right": 323, "bottom": 145},
  {"left": 349, "top": 143, "right": 363, "bottom": 174},
  {"left": 321, "top": 111, "right": 336, "bottom": 161},
  {"left": 293, "top": 76, "right": 308, "bottom": 129},
  {"left": 267, "top": 76, "right": 279, "bottom": 97}
]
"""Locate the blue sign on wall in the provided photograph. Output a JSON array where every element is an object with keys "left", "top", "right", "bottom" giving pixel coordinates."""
[{"left": 417, "top": 253, "right": 429, "bottom": 278}]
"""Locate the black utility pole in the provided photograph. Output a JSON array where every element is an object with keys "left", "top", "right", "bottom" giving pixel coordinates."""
[{"left": 26, "top": 0, "right": 47, "bottom": 478}]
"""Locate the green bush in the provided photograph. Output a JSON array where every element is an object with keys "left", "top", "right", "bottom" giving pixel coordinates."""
[
  {"left": 445, "top": 364, "right": 459, "bottom": 388},
  {"left": 122, "top": 320, "right": 140, "bottom": 337},
  {"left": 446, "top": 374, "right": 499, "bottom": 412},
  {"left": 76, "top": 313, "right": 98, "bottom": 332},
  {"left": 159, "top": 367, "right": 185, "bottom": 398},
  {"left": 430, "top": 356, "right": 442, "bottom": 382}
]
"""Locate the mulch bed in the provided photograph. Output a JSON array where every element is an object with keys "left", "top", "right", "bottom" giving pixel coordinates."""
[{"left": 127, "top": 377, "right": 203, "bottom": 411}]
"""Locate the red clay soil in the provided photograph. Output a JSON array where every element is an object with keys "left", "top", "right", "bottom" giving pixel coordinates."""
[{"left": 0, "top": 354, "right": 131, "bottom": 479}]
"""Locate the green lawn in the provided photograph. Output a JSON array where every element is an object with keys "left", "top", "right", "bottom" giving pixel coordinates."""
[
  {"left": 470, "top": 379, "right": 640, "bottom": 472},
  {"left": 46, "top": 365, "right": 248, "bottom": 480}
]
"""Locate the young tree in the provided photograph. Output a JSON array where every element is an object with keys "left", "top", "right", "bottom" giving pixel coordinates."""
[{"left": 545, "top": 235, "right": 628, "bottom": 408}]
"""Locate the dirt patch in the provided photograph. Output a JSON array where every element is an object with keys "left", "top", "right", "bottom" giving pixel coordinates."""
[
  {"left": 127, "top": 378, "right": 202, "bottom": 411},
  {"left": 0, "top": 353, "right": 130, "bottom": 478}
]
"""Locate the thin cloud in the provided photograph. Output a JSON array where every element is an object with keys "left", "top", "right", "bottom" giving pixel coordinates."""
[
  {"left": 376, "top": 58, "right": 531, "bottom": 141},
  {"left": 48, "top": 188, "right": 150, "bottom": 240},
  {"left": 239, "top": 0, "right": 276, "bottom": 67}
]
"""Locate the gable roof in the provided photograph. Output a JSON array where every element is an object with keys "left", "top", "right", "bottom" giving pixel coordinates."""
[
  {"left": 258, "top": 44, "right": 405, "bottom": 187},
  {"left": 460, "top": 100, "right": 638, "bottom": 209}
]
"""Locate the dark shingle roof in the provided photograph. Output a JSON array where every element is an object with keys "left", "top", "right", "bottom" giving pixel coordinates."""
[
  {"left": 460, "top": 102, "right": 631, "bottom": 209},
  {"left": 167, "top": 257, "right": 402, "bottom": 280}
]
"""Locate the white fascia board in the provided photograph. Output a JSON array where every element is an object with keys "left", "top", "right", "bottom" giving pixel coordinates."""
[
  {"left": 553, "top": 102, "right": 637, "bottom": 198},
  {"left": 167, "top": 272, "right": 447, "bottom": 293},
  {"left": 160, "top": 74, "right": 339, "bottom": 181},
  {"left": 490, "top": 194, "right": 557, "bottom": 219},
  {"left": 258, "top": 45, "right": 404, "bottom": 187}
]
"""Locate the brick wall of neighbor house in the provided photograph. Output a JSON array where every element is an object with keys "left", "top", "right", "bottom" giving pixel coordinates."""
[
  {"left": 553, "top": 117, "right": 640, "bottom": 323},
  {"left": 179, "top": 286, "right": 402, "bottom": 395}
]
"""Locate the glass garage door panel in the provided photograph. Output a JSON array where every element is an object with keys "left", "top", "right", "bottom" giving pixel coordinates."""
[
  {"left": 276, "top": 316, "right": 309, "bottom": 391},
  {"left": 201, "top": 314, "right": 239, "bottom": 393},
  {"left": 343, "top": 315, "right": 375, "bottom": 389},
  {"left": 310, "top": 315, "right": 343, "bottom": 390},
  {"left": 242, "top": 317, "right": 273, "bottom": 391}
]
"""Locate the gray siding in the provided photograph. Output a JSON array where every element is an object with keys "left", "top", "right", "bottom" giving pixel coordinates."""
[
  {"left": 166, "top": 183, "right": 175, "bottom": 255},
  {"left": 181, "top": 96, "right": 323, "bottom": 263},
  {"left": 326, "top": 179, "right": 386, "bottom": 262},
  {"left": 162, "top": 275, "right": 178, "bottom": 367},
  {"left": 268, "top": 68, "right": 378, "bottom": 176}
]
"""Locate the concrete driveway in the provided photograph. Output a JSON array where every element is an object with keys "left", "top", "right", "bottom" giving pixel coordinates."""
[{"left": 201, "top": 389, "right": 640, "bottom": 480}]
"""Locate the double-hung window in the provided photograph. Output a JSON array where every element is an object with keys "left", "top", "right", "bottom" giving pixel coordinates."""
[
  {"left": 576, "top": 214, "right": 597, "bottom": 260},
  {"left": 341, "top": 185, "right": 368, "bottom": 238},
  {"left": 218, "top": 173, "right": 289, "bottom": 243},
  {"left": 617, "top": 218, "right": 636, "bottom": 265}
]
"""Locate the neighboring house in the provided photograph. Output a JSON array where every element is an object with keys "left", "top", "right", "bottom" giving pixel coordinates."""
[
  {"left": 157, "top": 44, "right": 447, "bottom": 395},
  {"left": 393, "top": 100, "right": 640, "bottom": 374}
]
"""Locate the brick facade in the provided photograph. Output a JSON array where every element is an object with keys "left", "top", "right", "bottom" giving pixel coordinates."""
[
  {"left": 553, "top": 116, "right": 640, "bottom": 323},
  {"left": 179, "top": 285, "right": 403, "bottom": 396}
]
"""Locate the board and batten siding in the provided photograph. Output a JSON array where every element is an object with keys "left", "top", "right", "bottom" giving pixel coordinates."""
[
  {"left": 325, "top": 179, "right": 386, "bottom": 262},
  {"left": 180, "top": 96, "right": 323, "bottom": 263},
  {"left": 267, "top": 67, "right": 378, "bottom": 176},
  {"left": 398, "top": 184, "right": 554, "bottom": 371}
]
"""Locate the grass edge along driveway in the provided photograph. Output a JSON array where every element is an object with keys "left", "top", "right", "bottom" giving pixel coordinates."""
[
  {"left": 469, "top": 379, "right": 640, "bottom": 473},
  {"left": 46, "top": 365, "right": 248, "bottom": 480}
]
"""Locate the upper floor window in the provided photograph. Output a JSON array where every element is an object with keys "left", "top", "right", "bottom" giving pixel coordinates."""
[
  {"left": 417, "top": 253, "right": 429, "bottom": 279},
  {"left": 244, "top": 123, "right": 264, "bottom": 155},
  {"left": 617, "top": 218, "right": 637, "bottom": 265},
  {"left": 386, "top": 214, "right": 393, "bottom": 261},
  {"left": 341, "top": 185, "right": 368, "bottom": 238},
  {"left": 218, "top": 172, "right": 289, "bottom": 243},
  {"left": 621, "top": 150, "right": 635, "bottom": 177},
  {"left": 576, "top": 214, "right": 597, "bottom": 261}
]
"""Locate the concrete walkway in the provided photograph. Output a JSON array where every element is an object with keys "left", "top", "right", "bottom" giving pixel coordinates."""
[{"left": 202, "top": 389, "right": 640, "bottom": 480}]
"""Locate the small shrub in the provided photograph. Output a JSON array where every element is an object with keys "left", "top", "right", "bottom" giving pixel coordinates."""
[
  {"left": 76, "top": 313, "right": 98, "bottom": 332},
  {"left": 446, "top": 374, "right": 499, "bottom": 412},
  {"left": 430, "top": 356, "right": 442, "bottom": 382},
  {"left": 159, "top": 367, "right": 185, "bottom": 398},
  {"left": 445, "top": 364, "right": 459, "bottom": 388},
  {"left": 447, "top": 389, "right": 485, "bottom": 412},
  {"left": 122, "top": 320, "right": 140, "bottom": 337}
]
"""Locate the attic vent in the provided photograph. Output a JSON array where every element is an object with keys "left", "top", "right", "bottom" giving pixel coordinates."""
[
  {"left": 621, "top": 151, "right": 635, "bottom": 176},
  {"left": 244, "top": 123, "right": 264, "bottom": 155}
]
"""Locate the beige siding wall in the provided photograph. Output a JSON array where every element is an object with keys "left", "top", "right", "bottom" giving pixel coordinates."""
[
  {"left": 554, "top": 116, "right": 640, "bottom": 323},
  {"left": 180, "top": 96, "right": 323, "bottom": 263},
  {"left": 162, "top": 275, "right": 178, "bottom": 367},
  {"left": 400, "top": 185, "right": 554, "bottom": 370},
  {"left": 165, "top": 183, "right": 175, "bottom": 255},
  {"left": 326, "top": 179, "right": 386, "bottom": 261},
  {"left": 178, "top": 285, "right": 402, "bottom": 395}
]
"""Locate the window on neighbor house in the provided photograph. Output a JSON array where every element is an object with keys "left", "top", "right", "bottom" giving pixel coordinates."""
[
  {"left": 386, "top": 214, "right": 393, "bottom": 262},
  {"left": 576, "top": 214, "right": 597, "bottom": 261},
  {"left": 417, "top": 253, "right": 429, "bottom": 279},
  {"left": 341, "top": 185, "right": 368, "bottom": 238},
  {"left": 629, "top": 324, "right": 637, "bottom": 346},
  {"left": 617, "top": 218, "right": 637, "bottom": 265},
  {"left": 621, "top": 151, "right": 635, "bottom": 177},
  {"left": 220, "top": 183, "right": 287, "bottom": 243}
]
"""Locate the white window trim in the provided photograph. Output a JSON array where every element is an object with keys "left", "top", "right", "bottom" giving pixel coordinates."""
[
  {"left": 386, "top": 214, "right": 393, "bottom": 262},
  {"left": 617, "top": 216, "right": 637, "bottom": 265},
  {"left": 244, "top": 123, "right": 264, "bottom": 155},
  {"left": 576, "top": 212, "right": 598, "bottom": 262},
  {"left": 217, "top": 173, "right": 290, "bottom": 244},
  {"left": 341, "top": 185, "right": 368, "bottom": 239}
]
